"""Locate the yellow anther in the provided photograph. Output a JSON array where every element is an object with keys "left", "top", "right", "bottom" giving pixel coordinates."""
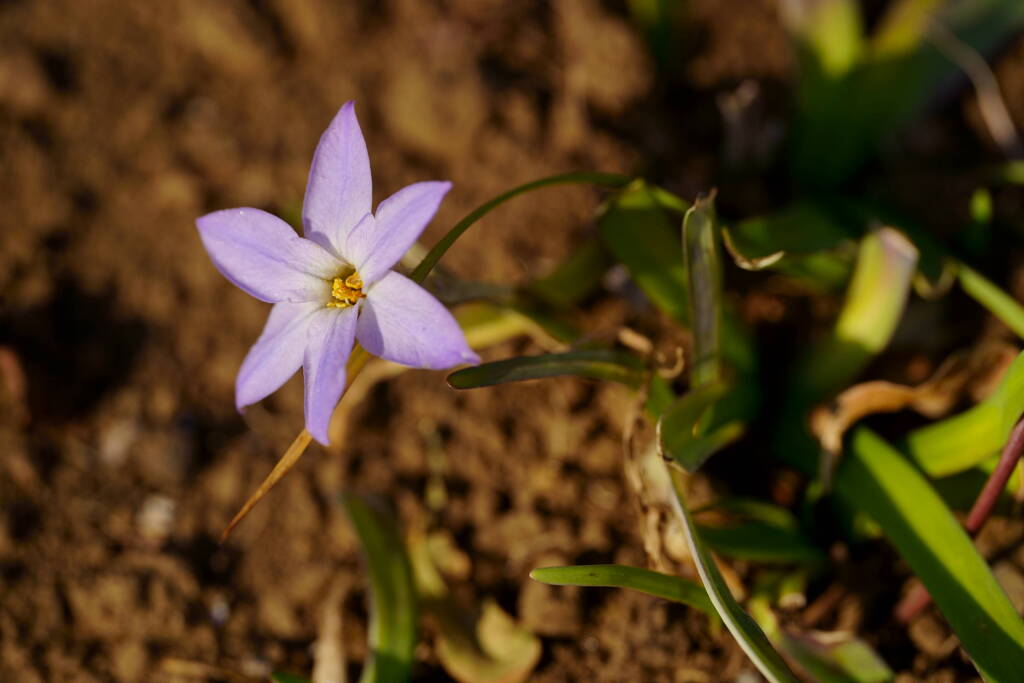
[{"left": 327, "top": 270, "right": 365, "bottom": 309}]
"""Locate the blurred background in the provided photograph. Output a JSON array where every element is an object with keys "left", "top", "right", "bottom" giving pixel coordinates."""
[{"left": 1, "top": 1, "right": 1023, "bottom": 681}]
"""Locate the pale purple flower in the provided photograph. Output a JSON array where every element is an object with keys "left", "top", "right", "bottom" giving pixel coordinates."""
[{"left": 196, "top": 102, "right": 479, "bottom": 445}]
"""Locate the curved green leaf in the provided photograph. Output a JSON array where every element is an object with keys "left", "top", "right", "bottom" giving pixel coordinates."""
[
  {"left": 410, "top": 171, "right": 629, "bottom": 284},
  {"left": 684, "top": 193, "right": 723, "bottom": 387},
  {"left": 778, "top": 633, "right": 892, "bottom": 683},
  {"left": 796, "top": 227, "right": 918, "bottom": 403},
  {"left": 598, "top": 179, "right": 690, "bottom": 322},
  {"left": 270, "top": 674, "right": 310, "bottom": 683},
  {"left": 598, "top": 181, "right": 758, "bottom": 382},
  {"left": 959, "top": 265, "right": 1024, "bottom": 339},
  {"left": 341, "top": 494, "right": 417, "bottom": 683},
  {"left": 789, "top": 0, "right": 1024, "bottom": 187},
  {"left": 529, "top": 564, "right": 713, "bottom": 614},
  {"left": 694, "top": 497, "right": 801, "bottom": 531},
  {"left": 447, "top": 350, "right": 646, "bottom": 390},
  {"left": 657, "top": 381, "right": 744, "bottom": 472},
  {"left": 691, "top": 497, "right": 822, "bottom": 566},
  {"left": 697, "top": 522, "right": 823, "bottom": 566},
  {"left": 838, "top": 428, "right": 1024, "bottom": 681},
  {"left": 725, "top": 203, "right": 853, "bottom": 290},
  {"left": 527, "top": 237, "right": 612, "bottom": 309},
  {"left": 905, "top": 350, "right": 1024, "bottom": 476},
  {"left": 749, "top": 588, "right": 892, "bottom": 683},
  {"left": 666, "top": 465, "right": 800, "bottom": 683},
  {"left": 656, "top": 193, "right": 751, "bottom": 472},
  {"left": 410, "top": 535, "right": 540, "bottom": 683}
]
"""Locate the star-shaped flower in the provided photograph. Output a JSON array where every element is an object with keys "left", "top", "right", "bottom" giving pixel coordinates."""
[{"left": 196, "top": 102, "right": 479, "bottom": 445}]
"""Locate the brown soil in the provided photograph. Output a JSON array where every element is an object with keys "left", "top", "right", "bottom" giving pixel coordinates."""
[{"left": 1, "top": 1, "right": 1022, "bottom": 682}]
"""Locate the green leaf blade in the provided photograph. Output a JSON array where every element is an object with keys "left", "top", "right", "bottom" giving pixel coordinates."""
[
  {"left": 683, "top": 193, "right": 724, "bottom": 387},
  {"left": 447, "top": 350, "right": 646, "bottom": 390},
  {"left": 697, "top": 522, "right": 824, "bottom": 566},
  {"left": 838, "top": 428, "right": 1024, "bottom": 681},
  {"left": 798, "top": 227, "right": 918, "bottom": 403},
  {"left": 959, "top": 265, "right": 1024, "bottom": 339},
  {"left": 530, "top": 564, "right": 714, "bottom": 614},
  {"left": 658, "top": 381, "right": 744, "bottom": 472},
  {"left": 905, "top": 350, "right": 1024, "bottom": 476},
  {"left": 270, "top": 674, "right": 311, "bottom": 683},
  {"left": 342, "top": 494, "right": 418, "bottom": 683},
  {"left": 666, "top": 466, "right": 800, "bottom": 683},
  {"left": 411, "top": 171, "right": 629, "bottom": 284},
  {"left": 598, "top": 179, "right": 691, "bottom": 323}
]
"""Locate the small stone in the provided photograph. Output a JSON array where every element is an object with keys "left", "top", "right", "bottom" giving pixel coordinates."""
[
  {"left": 136, "top": 495, "right": 176, "bottom": 545},
  {"left": 99, "top": 419, "right": 138, "bottom": 467},
  {"left": 908, "top": 614, "right": 958, "bottom": 658}
]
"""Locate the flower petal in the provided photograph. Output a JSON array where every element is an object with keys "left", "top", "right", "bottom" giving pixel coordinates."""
[
  {"left": 344, "top": 181, "right": 451, "bottom": 284},
  {"left": 357, "top": 271, "right": 479, "bottom": 369},
  {"left": 197, "top": 208, "right": 339, "bottom": 303},
  {"left": 303, "top": 305, "right": 360, "bottom": 445},
  {"left": 236, "top": 301, "right": 320, "bottom": 410},
  {"left": 303, "top": 101, "right": 373, "bottom": 257}
]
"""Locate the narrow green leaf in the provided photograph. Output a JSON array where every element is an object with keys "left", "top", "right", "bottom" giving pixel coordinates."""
[
  {"left": 780, "top": 633, "right": 892, "bottom": 683},
  {"left": 797, "top": 227, "right": 918, "bottom": 403},
  {"left": 870, "top": 0, "right": 942, "bottom": 57},
  {"left": 671, "top": 421, "right": 745, "bottom": 473},
  {"left": 438, "top": 600, "right": 540, "bottom": 683},
  {"left": 410, "top": 535, "right": 540, "bottom": 683},
  {"left": 785, "top": 0, "right": 864, "bottom": 78},
  {"left": 958, "top": 264, "right": 1024, "bottom": 339},
  {"left": 834, "top": 228, "right": 917, "bottom": 351},
  {"left": 749, "top": 590, "right": 892, "bottom": 683},
  {"left": 657, "top": 381, "right": 744, "bottom": 472},
  {"left": 789, "top": 0, "right": 1024, "bottom": 187},
  {"left": 597, "top": 180, "right": 757, "bottom": 383},
  {"left": 666, "top": 465, "right": 800, "bottom": 683},
  {"left": 447, "top": 350, "right": 646, "bottom": 390},
  {"left": 341, "top": 494, "right": 417, "bottom": 683},
  {"left": 970, "top": 188, "right": 994, "bottom": 225},
  {"left": 527, "top": 237, "right": 612, "bottom": 308},
  {"left": 824, "top": 639, "right": 893, "bottom": 683},
  {"left": 645, "top": 373, "right": 677, "bottom": 419},
  {"left": 684, "top": 193, "right": 723, "bottom": 387},
  {"left": 694, "top": 497, "right": 801, "bottom": 532},
  {"left": 787, "top": 196, "right": 1024, "bottom": 339},
  {"left": 905, "top": 350, "right": 1024, "bottom": 476},
  {"left": 696, "top": 521, "right": 824, "bottom": 566},
  {"left": 725, "top": 203, "right": 853, "bottom": 290},
  {"left": 598, "top": 179, "right": 691, "bottom": 322},
  {"left": 996, "top": 160, "right": 1024, "bottom": 185},
  {"left": 680, "top": 193, "right": 753, "bottom": 468},
  {"left": 628, "top": 0, "right": 687, "bottom": 71},
  {"left": 454, "top": 302, "right": 549, "bottom": 351},
  {"left": 411, "top": 171, "right": 629, "bottom": 284},
  {"left": 530, "top": 564, "right": 713, "bottom": 614},
  {"left": 693, "top": 498, "right": 822, "bottom": 566},
  {"left": 653, "top": 192, "right": 752, "bottom": 472},
  {"left": 270, "top": 674, "right": 311, "bottom": 683},
  {"left": 837, "top": 428, "right": 1024, "bottom": 681},
  {"left": 961, "top": 189, "right": 994, "bottom": 259}
]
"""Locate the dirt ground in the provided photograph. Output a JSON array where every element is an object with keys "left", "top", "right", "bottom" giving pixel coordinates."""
[{"left": 1, "top": 1, "right": 1022, "bottom": 681}]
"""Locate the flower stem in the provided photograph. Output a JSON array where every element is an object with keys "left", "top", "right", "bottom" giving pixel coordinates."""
[
  {"left": 410, "top": 171, "right": 629, "bottom": 284},
  {"left": 219, "top": 428, "right": 313, "bottom": 543},
  {"left": 220, "top": 346, "right": 370, "bottom": 542}
]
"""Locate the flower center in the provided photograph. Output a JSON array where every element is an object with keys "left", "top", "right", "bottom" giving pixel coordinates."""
[{"left": 326, "top": 269, "right": 365, "bottom": 309}]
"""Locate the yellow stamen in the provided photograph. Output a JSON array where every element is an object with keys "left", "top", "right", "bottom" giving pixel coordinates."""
[{"left": 327, "top": 271, "right": 365, "bottom": 308}]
